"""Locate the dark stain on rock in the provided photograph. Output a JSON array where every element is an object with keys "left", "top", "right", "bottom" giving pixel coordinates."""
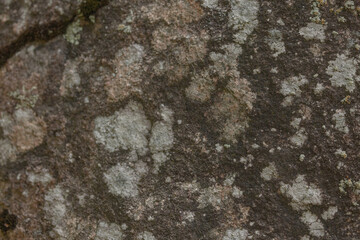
[{"left": 0, "top": 209, "right": 17, "bottom": 233}]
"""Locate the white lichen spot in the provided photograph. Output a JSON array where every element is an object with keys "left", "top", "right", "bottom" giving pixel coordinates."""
[
  {"left": 137, "top": 231, "right": 156, "bottom": 240},
  {"left": 289, "top": 127, "right": 308, "bottom": 147},
  {"left": 314, "top": 83, "right": 325, "bottom": 95},
  {"left": 299, "top": 22, "right": 326, "bottom": 41},
  {"left": 300, "top": 211, "right": 325, "bottom": 237},
  {"left": 105, "top": 44, "right": 145, "bottom": 102},
  {"left": 335, "top": 148, "right": 347, "bottom": 158},
  {"left": 280, "top": 75, "right": 308, "bottom": 106},
  {"left": 27, "top": 168, "right": 53, "bottom": 184},
  {"left": 181, "top": 211, "right": 195, "bottom": 223},
  {"left": 223, "top": 228, "right": 249, "bottom": 240},
  {"left": 150, "top": 105, "right": 174, "bottom": 173},
  {"left": 290, "top": 117, "right": 302, "bottom": 129},
  {"left": 104, "top": 162, "right": 146, "bottom": 198},
  {"left": 202, "top": 0, "right": 218, "bottom": 9},
  {"left": 232, "top": 186, "right": 243, "bottom": 198},
  {"left": 332, "top": 109, "right": 349, "bottom": 134},
  {"left": 300, "top": 235, "right": 310, "bottom": 240},
  {"left": 326, "top": 54, "right": 359, "bottom": 92},
  {"left": 280, "top": 175, "right": 322, "bottom": 211},
  {"left": 266, "top": 29, "right": 286, "bottom": 57},
  {"left": 0, "top": 139, "right": 17, "bottom": 166},
  {"left": 44, "top": 185, "right": 68, "bottom": 239},
  {"left": 95, "top": 221, "right": 124, "bottom": 240},
  {"left": 321, "top": 206, "right": 338, "bottom": 220},
  {"left": 64, "top": 19, "right": 82, "bottom": 45},
  {"left": 93, "top": 101, "right": 151, "bottom": 155},
  {"left": 60, "top": 58, "right": 81, "bottom": 96},
  {"left": 215, "top": 143, "right": 224, "bottom": 153},
  {"left": 228, "top": 0, "right": 259, "bottom": 44},
  {"left": 260, "top": 162, "right": 278, "bottom": 181}
]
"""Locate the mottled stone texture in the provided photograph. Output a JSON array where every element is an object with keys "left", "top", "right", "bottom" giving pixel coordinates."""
[{"left": 1, "top": 0, "right": 360, "bottom": 239}]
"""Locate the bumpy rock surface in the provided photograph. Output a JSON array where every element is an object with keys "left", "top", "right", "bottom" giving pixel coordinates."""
[{"left": 1, "top": 0, "right": 360, "bottom": 239}]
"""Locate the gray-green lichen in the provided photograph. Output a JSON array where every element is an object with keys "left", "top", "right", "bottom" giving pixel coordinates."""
[
  {"left": 93, "top": 101, "right": 151, "bottom": 156},
  {"left": 137, "top": 231, "right": 157, "bottom": 240},
  {"left": 332, "top": 109, "right": 349, "bottom": 134},
  {"left": 228, "top": 0, "right": 259, "bottom": 44},
  {"left": 222, "top": 228, "right": 249, "bottom": 240},
  {"left": 300, "top": 211, "right": 325, "bottom": 237},
  {"left": 266, "top": 29, "right": 285, "bottom": 57},
  {"left": 260, "top": 162, "right": 278, "bottom": 181},
  {"left": 9, "top": 85, "right": 39, "bottom": 109},
  {"left": 280, "top": 175, "right": 322, "bottom": 211},
  {"left": 299, "top": 22, "right": 326, "bottom": 42},
  {"left": 326, "top": 54, "right": 359, "bottom": 92},
  {"left": 289, "top": 127, "right": 308, "bottom": 147},
  {"left": 95, "top": 221, "right": 124, "bottom": 240},
  {"left": 103, "top": 161, "right": 148, "bottom": 198},
  {"left": 44, "top": 185, "right": 68, "bottom": 239},
  {"left": 64, "top": 19, "right": 82, "bottom": 45},
  {"left": 280, "top": 75, "right": 308, "bottom": 106},
  {"left": 321, "top": 206, "right": 338, "bottom": 220}
]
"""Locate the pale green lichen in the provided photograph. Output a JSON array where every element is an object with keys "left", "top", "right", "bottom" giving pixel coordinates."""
[
  {"left": 299, "top": 22, "right": 326, "bottom": 42},
  {"left": 222, "top": 228, "right": 249, "bottom": 240},
  {"left": 149, "top": 105, "right": 174, "bottom": 174},
  {"left": 9, "top": 85, "right": 39, "bottom": 109},
  {"left": 93, "top": 101, "right": 151, "bottom": 155},
  {"left": 280, "top": 75, "right": 308, "bottom": 106},
  {"left": 103, "top": 161, "right": 148, "bottom": 198},
  {"left": 332, "top": 109, "right": 349, "bottom": 134},
  {"left": 64, "top": 19, "right": 83, "bottom": 45},
  {"left": 27, "top": 168, "right": 53, "bottom": 185},
  {"left": 95, "top": 221, "right": 124, "bottom": 240},
  {"left": 137, "top": 231, "right": 157, "bottom": 240},
  {"left": 202, "top": 0, "right": 218, "bottom": 9},
  {"left": 289, "top": 127, "right": 308, "bottom": 147},
  {"left": 300, "top": 211, "right": 325, "bottom": 237},
  {"left": 266, "top": 29, "right": 285, "bottom": 57},
  {"left": 280, "top": 175, "right": 322, "bottom": 211},
  {"left": 339, "top": 178, "right": 360, "bottom": 198},
  {"left": 44, "top": 185, "right": 69, "bottom": 239},
  {"left": 326, "top": 54, "right": 359, "bottom": 92},
  {"left": 228, "top": 0, "right": 259, "bottom": 44},
  {"left": 321, "top": 206, "right": 338, "bottom": 220},
  {"left": 260, "top": 162, "right": 278, "bottom": 181}
]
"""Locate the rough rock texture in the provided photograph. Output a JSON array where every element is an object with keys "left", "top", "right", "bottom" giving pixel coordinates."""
[{"left": 0, "top": 0, "right": 360, "bottom": 239}]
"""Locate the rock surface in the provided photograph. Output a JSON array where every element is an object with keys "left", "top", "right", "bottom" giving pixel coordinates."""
[{"left": 0, "top": 0, "right": 360, "bottom": 239}]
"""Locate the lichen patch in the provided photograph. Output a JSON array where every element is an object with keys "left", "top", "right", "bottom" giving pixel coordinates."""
[
  {"left": 300, "top": 211, "right": 325, "bottom": 237},
  {"left": 326, "top": 54, "right": 359, "bottom": 92},
  {"left": 280, "top": 175, "right": 322, "bottom": 211},
  {"left": 103, "top": 162, "right": 146, "bottom": 198},
  {"left": 228, "top": 0, "right": 259, "bottom": 44},
  {"left": 95, "top": 221, "right": 124, "bottom": 240},
  {"left": 280, "top": 75, "right": 308, "bottom": 107},
  {"left": 93, "top": 101, "right": 151, "bottom": 155},
  {"left": 299, "top": 22, "right": 326, "bottom": 42}
]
